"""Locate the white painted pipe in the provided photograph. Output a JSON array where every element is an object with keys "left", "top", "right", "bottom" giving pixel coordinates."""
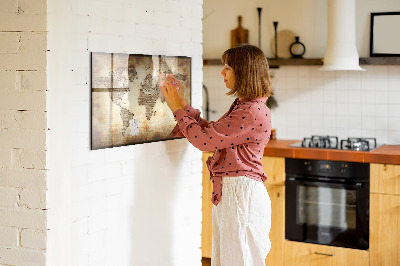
[{"left": 320, "top": 0, "right": 365, "bottom": 71}]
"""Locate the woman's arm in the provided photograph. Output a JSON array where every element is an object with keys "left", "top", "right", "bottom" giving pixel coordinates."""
[
  {"left": 173, "top": 106, "right": 257, "bottom": 152},
  {"left": 161, "top": 75, "right": 210, "bottom": 136}
]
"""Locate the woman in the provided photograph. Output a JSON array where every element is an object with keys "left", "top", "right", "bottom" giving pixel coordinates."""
[{"left": 161, "top": 44, "right": 273, "bottom": 266}]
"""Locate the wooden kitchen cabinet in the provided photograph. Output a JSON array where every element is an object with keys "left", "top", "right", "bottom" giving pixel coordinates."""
[
  {"left": 262, "top": 156, "right": 285, "bottom": 266},
  {"left": 284, "top": 241, "right": 369, "bottom": 266},
  {"left": 201, "top": 154, "right": 286, "bottom": 266},
  {"left": 370, "top": 163, "right": 400, "bottom": 266},
  {"left": 370, "top": 163, "right": 400, "bottom": 195},
  {"left": 202, "top": 152, "right": 213, "bottom": 258},
  {"left": 370, "top": 193, "right": 400, "bottom": 266},
  {"left": 264, "top": 184, "right": 285, "bottom": 266}
]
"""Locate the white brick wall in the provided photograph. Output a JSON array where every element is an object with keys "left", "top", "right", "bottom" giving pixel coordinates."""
[
  {"left": 47, "top": 1, "right": 203, "bottom": 266},
  {"left": 0, "top": 0, "right": 48, "bottom": 265}
]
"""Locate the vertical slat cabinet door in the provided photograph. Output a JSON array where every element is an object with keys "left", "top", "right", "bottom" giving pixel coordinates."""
[
  {"left": 262, "top": 156, "right": 285, "bottom": 265},
  {"left": 370, "top": 193, "right": 400, "bottom": 266},
  {"left": 265, "top": 184, "right": 285, "bottom": 266},
  {"left": 202, "top": 152, "right": 213, "bottom": 258}
]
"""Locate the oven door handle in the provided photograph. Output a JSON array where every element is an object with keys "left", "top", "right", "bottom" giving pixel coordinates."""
[{"left": 287, "top": 177, "right": 364, "bottom": 189}]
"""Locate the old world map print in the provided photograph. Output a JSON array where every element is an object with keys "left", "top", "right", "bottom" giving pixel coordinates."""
[{"left": 91, "top": 52, "right": 191, "bottom": 149}]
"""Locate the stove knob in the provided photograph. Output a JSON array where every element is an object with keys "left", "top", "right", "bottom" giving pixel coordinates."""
[
  {"left": 340, "top": 164, "right": 347, "bottom": 174},
  {"left": 305, "top": 162, "right": 312, "bottom": 171}
]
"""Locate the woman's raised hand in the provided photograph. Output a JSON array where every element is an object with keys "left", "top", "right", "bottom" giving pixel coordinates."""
[{"left": 160, "top": 74, "right": 186, "bottom": 113}]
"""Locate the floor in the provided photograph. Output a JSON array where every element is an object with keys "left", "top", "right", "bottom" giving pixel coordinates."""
[{"left": 202, "top": 257, "right": 211, "bottom": 266}]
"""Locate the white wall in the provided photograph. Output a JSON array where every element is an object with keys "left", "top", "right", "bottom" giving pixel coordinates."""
[
  {"left": 0, "top": 0, "right": 48, "bottom": 265},
  {"left": 203, "top": 0, "right": 400, "bottom": 58},
  {"left": 47, "top": 0, "right": 203, "bottom": 266},
  {"left": 203, "top": 0, "right": 400, "bottom": 145}
]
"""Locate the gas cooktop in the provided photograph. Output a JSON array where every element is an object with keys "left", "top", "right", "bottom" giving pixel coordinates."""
[{"left": 289, "top": 135, "right": 382, "bottom": 151}]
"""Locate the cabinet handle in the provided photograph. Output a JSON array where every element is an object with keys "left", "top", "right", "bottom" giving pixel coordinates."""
[{"left": 314, "top": 252, "right": 335, "bottom": 257}]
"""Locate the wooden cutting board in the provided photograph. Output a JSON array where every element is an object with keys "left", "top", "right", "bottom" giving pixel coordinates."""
[{"left": 231, "top": 16, "right": 249, "bottom": 48}]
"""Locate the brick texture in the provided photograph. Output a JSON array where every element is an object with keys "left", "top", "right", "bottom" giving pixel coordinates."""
[{"left": 0, "top": 0, "right": 47, "bottom": 264}]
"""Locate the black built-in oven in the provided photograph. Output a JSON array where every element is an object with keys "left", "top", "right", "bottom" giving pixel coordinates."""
[{"left": 285, "top": 158, "right": 369, "bottom": 250}]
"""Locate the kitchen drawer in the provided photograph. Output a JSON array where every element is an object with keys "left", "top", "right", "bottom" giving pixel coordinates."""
[
  {"left": 370, "top": 163, "right": 400, "bottom": 195},
  {"left": 284, "top": 241, "right": 369, "bottom": 266}
]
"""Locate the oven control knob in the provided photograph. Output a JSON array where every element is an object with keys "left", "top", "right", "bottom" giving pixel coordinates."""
[
  {"left": 304, "top": 161, "right": 312, "bottom": 171},
  {"left": 340, "top": 164, "right": 347, "bottom": 174}
]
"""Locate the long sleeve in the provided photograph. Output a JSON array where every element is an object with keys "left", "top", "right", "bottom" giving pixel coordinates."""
[
  {"left": 173, "top": 105, "right": 257, "bottom": 152},
  {"left": 170, "top": 104, "right": 210, "bottom": 137}
]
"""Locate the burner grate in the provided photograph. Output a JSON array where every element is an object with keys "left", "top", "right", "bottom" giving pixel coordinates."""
[
  {"left": 296, "top": 136, "right": 378, "bottom": 151},
  {"left": 301, "top": 135, "right": 339, "bottom": 149},
  {"left": 340, "top": 137, "right": 377, "bottom": 151}
]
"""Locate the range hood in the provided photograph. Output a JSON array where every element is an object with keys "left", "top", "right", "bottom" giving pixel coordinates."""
[{"left": 320, "top": 0, "right": 365, "bottom": 71}]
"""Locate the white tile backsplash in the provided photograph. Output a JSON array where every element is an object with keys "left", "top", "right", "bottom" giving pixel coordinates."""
[{"left": 204, "top": 64, "right": 400, "bottom": 145}]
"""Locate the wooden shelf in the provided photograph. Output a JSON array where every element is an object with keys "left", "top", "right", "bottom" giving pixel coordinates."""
[
  {"left": 203, "top": 57, "right": 400, "bottom": 67},
  {"left": 359, "top": 57, "right": 400, "bottom": 65},
  {"left": 203, "top": 58, "right": 323, "bottom": 67},
  {"left": 268, "top": 58, "right": 322, "bottom": 67}
]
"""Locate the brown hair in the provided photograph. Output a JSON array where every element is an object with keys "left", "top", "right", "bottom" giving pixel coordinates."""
[{"left": 221, "top": 44, "right": 273, "bottom": 99}]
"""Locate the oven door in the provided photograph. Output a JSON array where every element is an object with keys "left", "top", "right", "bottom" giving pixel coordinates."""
[{"left": 285, "top": 177, "right": 369, "bottom": 250}]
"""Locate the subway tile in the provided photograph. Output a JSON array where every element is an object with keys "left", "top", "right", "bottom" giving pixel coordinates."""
[
  {"left": 335, "top": 76, "right": 349, "bottom": 90},
  {"left": 310, "top": 77, "right": 324, "bottom": 89},
  {"left": 388, "top": 65, "right": 400, "bottom": 76},
  {"left": 311, "top": 102, "right": 323, "bottom": 113},
  {"left": 336, "top": 90, "right": 349, "bottom": 103},
  {"left": 311, "top": 127, "right": 324, "bottom": 136},
  {"left": 298, "top": 67, "right": 311, "bottom": 78},
  {"left": 285, "top": 66, "right": 298, "bottom": 77},
  {"left": 349, "top": 128, "right": 362, "bottom": 137},
  {"left": 361, "top": 104, "right": 375, "bottom": 116},
  {"left": 323, "top": 103, "right": 336, "bottom": 115},
  {"left": 348, "top": 103, "right": 362, "bottom": 116},
  {"left": 375, "top": 104, "right": 389, "bottom": 117},
  {"left": 388, "top": 131, "right": 400, "bottom": 144},
  {"left": 388, "top": 117, "right": 400, "bottom": 131},
  {"left": 336, "top": 103, "right": 349, "bottom": 116},
  {"left": 374, "top": 117, "right": 389, "bottom": 131},
  {"left": 286, "top": 77, "right": 299, "bottom": 89},
  {"left": 374, "top": 130, "right": 389, "bottom": 144},
  {"left": 336, "top": 128, "right": 349, "bottom": 140},
  {"left": 298, "top": 77, "right": 310, "bottom": 89},
  {"left": 388, "top": 91, "right": 400, "bottom": 104},
  {"left": 361, "top": 74, "right": 374, "bottom": 90},
  {"left": 361, "top": 90, "right": 375, "bottom": 104},
  {"left": 311, "top": 114, "right": 324, "bottom": 128},
  {"left": 362, "top": 116, "right": 375, "bottom": 130},
  {"left": 323, "top": 115, "right": 336, "bottom": 129},
  {"left": 361, "top": 129, "right": 375, "bottom": 138},
  {"left": 322, "top": 70, "right": 335, "bottom": 78},
  {"left": 374, "top": 65, "right": 388, "bottom": 78},
  {"left": 335, "top": 115, "right": 348, "bottom": 129},
  {"left": 310, "top": 66, "right": 324, "bottom": 77},
  {"left": 348, "top": 116, "right": 362, "bottom": 129},
  {"left": 374, "top": 90, "right": 388, "bottom": 104},
  {"left": 348, "top": 90, "right": 362, "bottom": 103},
  {"left": 274, "top": 66, "right": 287, "bottom": 77},
  {"left": 323, "top": 86, "right": 336, "bottom": 103},
  {"left": 388, "top": 104, "right": 400, "bottom": 117},
  {"left": 348, "top": 73, "right": 362, "bottom": 90},
  {"left": 374, "top": 77, "right": 388, "bottom": 91}
]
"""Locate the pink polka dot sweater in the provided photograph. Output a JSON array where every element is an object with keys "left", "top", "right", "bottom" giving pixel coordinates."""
[{"left": 171, "top": 97, "right": 271, "bottom": 206}]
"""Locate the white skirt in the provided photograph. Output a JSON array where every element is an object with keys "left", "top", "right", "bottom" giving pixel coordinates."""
[{"left": 212, "top": 176, "right": 271, "bottom": 266}]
